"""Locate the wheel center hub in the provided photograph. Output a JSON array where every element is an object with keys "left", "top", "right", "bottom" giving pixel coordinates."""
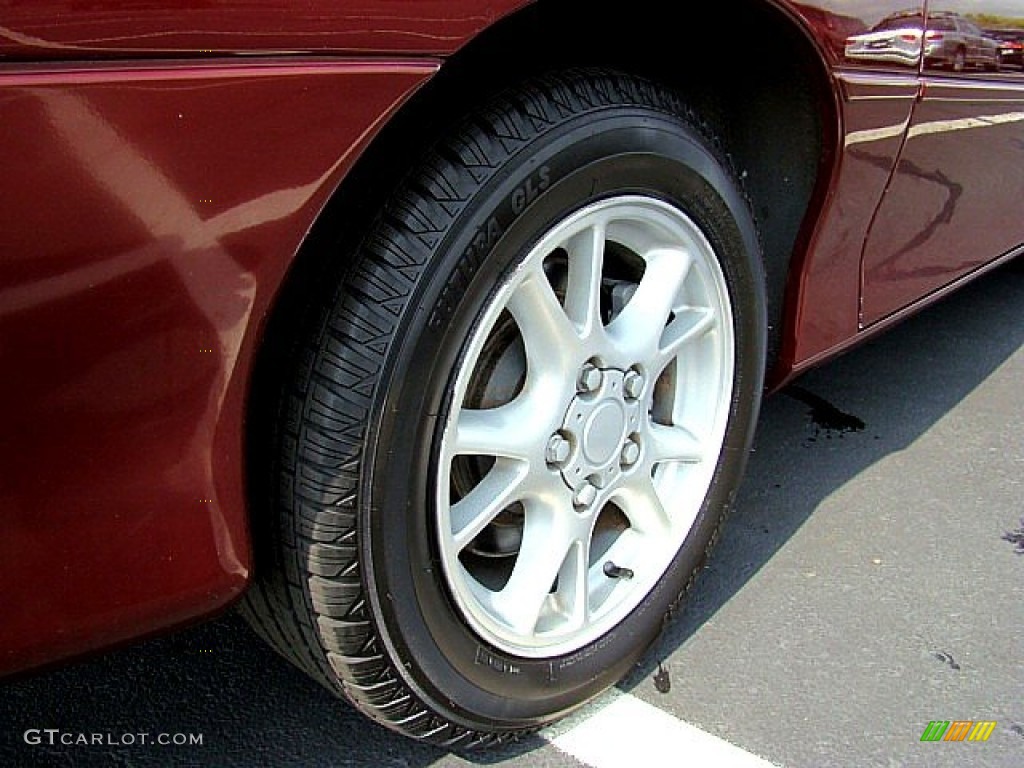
[
  {"left": 582, "top": 401, "right": 626, "bottom": 465},
  {"left": 559, "top": 368, "right": 642, "bottom": 495}
]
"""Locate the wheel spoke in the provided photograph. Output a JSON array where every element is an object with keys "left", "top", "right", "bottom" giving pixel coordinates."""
[
  {"left": 449, "top": 459, "right": 529, "bottom": 551},
  {"left": 507, "top": 266, "right": 579, "bottom": 379},
  {"left": 492, "top": 503, "right": 573, "bottom": 635},
  {"left": 551, "top": 540, "right": 589, "bottom": 631},
  {"left": 647, "top": 422, "right": 704, "bottom": 465},
  {"left": 607, "top": 247, "right": 692, "bottom": 358},
  {"left": 657, "top": 305, "right": 716, "bottom": 363},
  {"left": 563, "top": 221, "right": 606, "bottom": 338},
  {"left": 613, "top": 475, "right": 671, "bottom": 536},
  {"left": 454, "top": 397, "right": 539, "bottom": 459}
]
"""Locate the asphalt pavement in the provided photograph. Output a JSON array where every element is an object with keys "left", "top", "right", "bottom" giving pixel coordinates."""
[{"left": 2, "top": 261, "right": 1022, "bottom": 768}]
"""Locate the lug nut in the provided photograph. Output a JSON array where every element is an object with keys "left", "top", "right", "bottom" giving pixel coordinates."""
[
  {"left": 620, "top": 438, "right": 641, "bottom": 467},
  {"left": 545, "top": 434, "right": 571, "bottom": 466},
  {"left": 573, "top": 481, "right": 598, "bottom": 509},
  {"left": 577, "top": 363, "right": 603, "bottom": 394},
  {"left": 623, "top": 370, "right": 645, "bottom": 400}
]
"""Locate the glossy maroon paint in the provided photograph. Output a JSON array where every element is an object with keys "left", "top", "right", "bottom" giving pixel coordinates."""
[
  {"left": 0, "top": 0, "right": 532, "bottom": 59},
  {"left": 0, "top": 59, "right": 436, "bottom": 675},
  {"left": 862, "top": 77, "right": 1024, "bottom": 322},
  {"left": 765, "top": 0, "right": 924, "bottom": 379},
  {"left": 773, "top": 0, "right": 1024, "bottom": 383},
  {"left": 1, "top": 0, "right": 1021, "bottom": 677},
  {"left": 779, "top": 71, "right": 919, "bottom": 373}
]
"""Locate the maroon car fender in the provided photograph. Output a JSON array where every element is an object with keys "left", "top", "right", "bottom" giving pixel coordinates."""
[
  {"left": 766, "top": 1, "right": 925, "bottom": 385},
  {"left": 0, "top": 1, "right": 534, "bottom": 59},
  {"left": 0, "top": 59, "right": 437, "bottom": 675}
]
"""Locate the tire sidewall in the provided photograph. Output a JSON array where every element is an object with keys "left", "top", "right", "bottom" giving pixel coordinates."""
[{"left": 361, "top": 108, "right": 765, "bottom": 730}]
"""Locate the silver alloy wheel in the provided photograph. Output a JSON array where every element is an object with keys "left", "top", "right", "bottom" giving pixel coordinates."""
[{"left": 437, "top": 195, "right": 735, "bottom": 657}]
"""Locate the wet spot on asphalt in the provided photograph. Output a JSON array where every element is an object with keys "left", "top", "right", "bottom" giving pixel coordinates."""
[
  {"left": 1002, "top": 517, "right": 1024, "bottom": 554},
  {"left": 930, "top": 650, "right": 962, "bottom": 671},
  {"left": 785, "top": 386, "right": 866, "bottom": 438}
]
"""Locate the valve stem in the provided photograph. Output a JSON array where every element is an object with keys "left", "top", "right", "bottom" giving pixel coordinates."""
[{"left": 603, "top": 561, "right": 634, "bottom": 580}]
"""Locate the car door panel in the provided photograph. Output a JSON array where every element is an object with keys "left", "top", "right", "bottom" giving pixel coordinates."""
[{"left": 861, "top": 1, "right": 1024, "bottom": 325}]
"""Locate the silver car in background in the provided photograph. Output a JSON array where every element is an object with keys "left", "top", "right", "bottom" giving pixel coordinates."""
[{"left": 924, "top": 13, "right": 1000, "bottom": 71}]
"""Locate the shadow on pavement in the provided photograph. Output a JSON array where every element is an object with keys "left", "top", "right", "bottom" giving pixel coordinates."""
[{"left": 621, "top": 259, "right": 1024, "bottom": 696}]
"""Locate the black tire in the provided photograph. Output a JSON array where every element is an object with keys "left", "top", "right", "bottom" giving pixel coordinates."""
[{"left": 242, "top": 69, "right": 766, "bottom": 747}]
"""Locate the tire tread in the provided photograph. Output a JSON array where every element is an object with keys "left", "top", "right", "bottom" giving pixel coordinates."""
[{"left": 241, "top": 68, "right": 743, "bottom": 748}]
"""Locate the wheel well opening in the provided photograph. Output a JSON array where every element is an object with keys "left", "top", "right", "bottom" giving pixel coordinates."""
[
  {"left": 246, "top": 2, "right": 837, "bottom": 517},
  {"left": 301, "top": 0, "right": 835, "bottom": 372}
]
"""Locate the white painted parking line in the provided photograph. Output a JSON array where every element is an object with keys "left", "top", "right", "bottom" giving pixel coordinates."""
[{"left": 543, "top": 690, "right": 780, "bottom": 768}]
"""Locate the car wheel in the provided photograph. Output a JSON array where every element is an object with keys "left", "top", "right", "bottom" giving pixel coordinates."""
[{"left": 243, "top": 69, "right": 766, "bottom": 747}]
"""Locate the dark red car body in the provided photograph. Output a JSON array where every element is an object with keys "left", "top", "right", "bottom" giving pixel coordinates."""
[{"left": 1, "top": 0, "right": 1022, "bottom": 677}]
